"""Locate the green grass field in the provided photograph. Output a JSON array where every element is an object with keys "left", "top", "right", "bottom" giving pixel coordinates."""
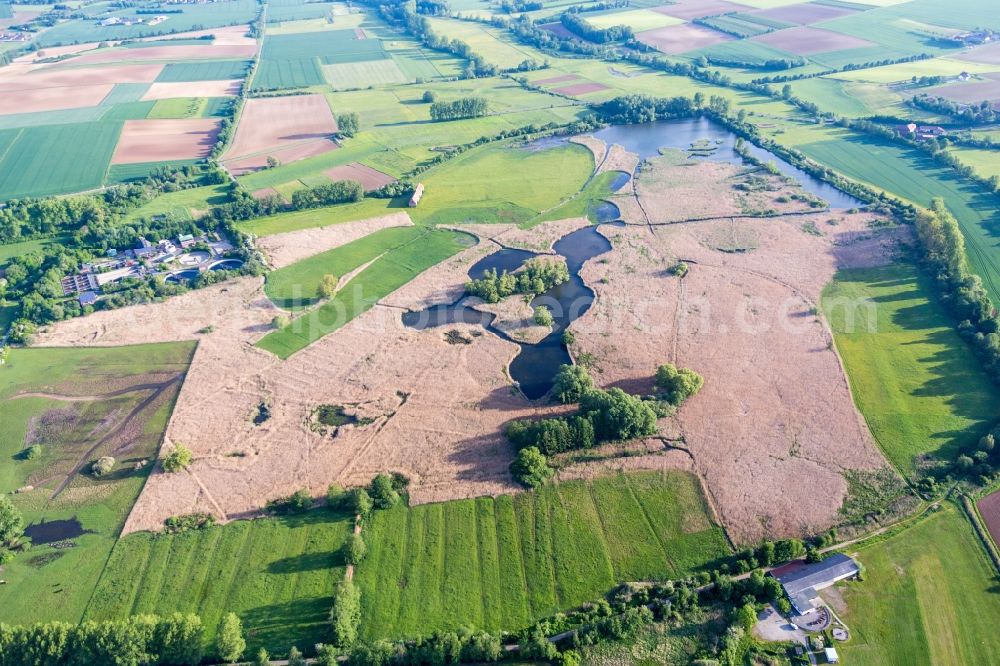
[
  {"left": 156, "top": 60, "right": 252, "bottom": 82},
  {"left": 835, "top": 503, "right": 1000, "bottom": 665},
  {"left": 0, "top": 343, "right": 195, "bottom": 625},
  {"left": 264, "top": 225, "right": 422, "bottom": 310},
  {"left": 0, "top": 122, "right": 122, "bottom": 201},
  {"left": 119, "top": 183, "right": 230, "bottom": 222},
  {"left": 84, "top": 508, "right": 354, "bottom": 658},
  {"left": 257, "top": 228, "right": 474, "bottom": 358},
  {"left": 355, "top": 471, "right": 731, "bottom": 641},
  {"left": 255, "top": 29, "right": 388, "bottom": 90},
  {"left": 778, "top": 125, "right": 1000, "bottom": 304},
  {"left": 146, "top": 97, "right": 230, "bottom": 119},
  {"left": 822, "top": 263, "right": 1000, "bottom": 475}
]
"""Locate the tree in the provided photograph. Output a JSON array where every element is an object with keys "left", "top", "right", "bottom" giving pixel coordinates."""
[
  {"left": 736, "top": 603, "right": 757, "bottom": 632},
  {"left": 352, "top": 488, "right": 373, "bottom": 517},
  {"left": 162, "top": 444, "right": 193, "bottom": 473},
  {"left": 422, "top": 90, "right": 436, "bottom": 103},
  {"left": 344, "top": 533, "right": 367, "bottom": 565},
  {"left": 253, "top": 647, "right": 270, "bottom": 666},
  {"left": 288, "top": 646, "right": 307, "bottom": 666},
  {"left": 327, "top": 483, "right": 347, "bottom": 509},
  {"left": 91, "top": 456, "right": 115, "bottom": 477},
  {"left": 153, "top": 613, "right": 204, "bottom": 665},
  {"left": 337, "top": 112, "right": 360, "bottom": 138},
  {"left": 510, "top": 447, "right": 553, "bottom": 488},
  {"left": 272, "top": 314, "right": 289, "bottom": 329},
  {"left": 654, "top": 364, "right": 704, "bottom": 405},
  {"left": 533, "top": 305, "right": 553, "bottom": 327},
  {"left": 0, "top": 496, "right": 24, "bottom": 563},
  {"left": 318, "top": 274, "right": 338, "bottom": 299},
  {"left": 579, "top": 388, "right": 657, "bottom": 442},
  {"left": 551, "top": 364, "right": 593, "bottom": 404},
  {"left": 369, "top": 473, "right": 400, "bottom": 509},
  {"left": 216, "top": 613, "right": 246, "bottom": 664},
  {"left": 331, "top": 579, "right": 361, "bottom": 647}
]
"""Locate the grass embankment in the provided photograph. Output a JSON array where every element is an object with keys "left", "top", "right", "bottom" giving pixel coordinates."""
[
  {"left": 256, "top": 228, "right": 475, "bottom": 358},
  {"left": 823, "top": 263, "right": 1000, "bottom": 475},
  {"left": 0, "top": 343, "right": 195, "bottom": 624},
  {"left": 836, "top": 504, "right": 1000, "bottom": 666},
  {"left": 84, "top": 508, "right": 354, "bottom": 656},
  {"left": 355, "top": 471, "right": 731, "bottom": 641}
]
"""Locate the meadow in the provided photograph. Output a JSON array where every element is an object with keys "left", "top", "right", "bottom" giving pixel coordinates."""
[
  {"left": 0, "top": 343, "right": 195, "bottom": 625},
  {"left": 84, "top": 508, "right": 354, "bottom": 657},
  {"left": 354, "top": 471, "right": 731, "bottom": 641},
  {"left": 256, "top": 228, "right": 474, "bottom": 358},
  {"left": 254, "top": 28, "right": 388, "bottom": 90},
  {"left": 156, "top": 60, "right": 252, "bottom": 82},
  {"left": 822, "top": 263, "right": 1000, "bottom": 475},
  {"left": 835, "top": 503, "right": 1000, "bottom": 666}
]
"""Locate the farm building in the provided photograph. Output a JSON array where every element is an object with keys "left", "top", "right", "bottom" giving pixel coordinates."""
[
  {"left": 772, "top": 553, "right": 859, "bottom": 615},
  {"left": 895, "top": 123, "right": 947, "bottom": 141},
  {"left": 824, "top": 647, "right": 839, "bottom": 664},
  {"left": 409, "top": 183, "right": 424, "bottom": 208}
]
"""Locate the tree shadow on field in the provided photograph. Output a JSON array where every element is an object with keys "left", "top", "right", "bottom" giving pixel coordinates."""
[
  {"left": 240, "top": 596, "right": 333, "bottom": 658},
  {"left": 445, "top": 429, "right": 519, "bottom": 485},
  {"left": 267, "top": 548, "right": 345, "bottom": 574}
]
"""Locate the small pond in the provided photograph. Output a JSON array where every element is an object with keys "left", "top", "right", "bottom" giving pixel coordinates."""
[
  {"left": 24, "top": 518, "right": 91, "bottom": 545},
  {"left": 165, "top": 269, "right": 199, "bottom": 283},
  {"left": 209, "top": 259, "right": 244, "bottom": 272},
  {"left": 403, "top": 226, "right": 612, "bottom": 400},
  {"left": 594, "top": 117, "right": 864, "bottom": 209}
]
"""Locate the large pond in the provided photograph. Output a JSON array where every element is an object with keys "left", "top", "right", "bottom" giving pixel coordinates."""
[
  {"left": 594, "top": 117, "right": 864, "bottom": 209},
  {"left": 404, "top": 118, "right": 864, "bottom": 399}
]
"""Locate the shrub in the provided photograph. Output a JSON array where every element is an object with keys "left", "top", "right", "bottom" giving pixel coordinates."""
[
  {"left": 668, "top": 261, "right": 688, "bottom": 277},
  {"left": 422, "top": 90, "right": 437, "bottom": 103},
  {"left": 510, "top": 447, "right": 553, "bottom": 488},
  {"left": 217, "top": 613, "right": 246, "bottom": 663},
  {"left": 288, "top": 646, "right": 307, "bottom": 666},
  {"left": 551, "top": 364, "right": 593, "bottom": 404},
  {"left": 369, "top": 474, "right": 400, "bottom": 509},
  {"left": 327, "top": 483, "right": 348, "bottom": 509},
  {"left": 533, "top": 305, "right": 554, "bottom": 327},
  {"left": 331, "top": 579, "right": 361, "bottom": 647},
  {"left": 21, "top": 445, "right": 42, "bottom": 460},
  {"left": 654, "top": 363, "right": 704, "bottom": 405},
  {"left": 253, "top": 648, "right": 270, "bottom": 666},
  {"left": 344, "top": 533, "right": 367, "bottom": 565},
  {"left": 162, "top": 445, "right": 193, "bottom": 473},
  {"left": 318, "top": 274, "right": 338, "bottom": 298},
  {"left": 267, "top": 489, "right": 312, "bottom": 514},
  {"left": 352, "top": 488, "right": 373, "bottom": 517},
  {"left": 272, "top": 314, "right": 289, "bottom": 329},
  {"left": 91, "top": 456, "right": 115, "bottom": 477},
  {"left": 164, "top": 512, "right": 215, "bottom": 533}
]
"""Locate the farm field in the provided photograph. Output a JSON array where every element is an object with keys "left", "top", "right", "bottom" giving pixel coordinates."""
[
  {"left": 835, "top": 504, "right": 1000, "bottom": 666},
  {"left": 256, "top": 227, "right": 475, "bottom": 358},
  {"left": 823, "top": 263, "right": 1000, "bottom": 475},
  {"left": 0, "top": 343, "right": 195, "bottom": 625},
  {"left": 355, "top": 471, "right": 731, "bottom": 641},
  {"left": 84, "top": 508, "right": 354, "bottom": 657}
]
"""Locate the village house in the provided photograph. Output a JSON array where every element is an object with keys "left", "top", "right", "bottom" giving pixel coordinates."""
[{"left": 895, "top": 122, "right": 947, "bottom": 141}]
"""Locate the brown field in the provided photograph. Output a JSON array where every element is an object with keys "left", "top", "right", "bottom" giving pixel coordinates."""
[
  {"left": 749, "top": 2, "right": 858, "bottom": 25},
  {"left": 222, "top": 94, "right": 339, "bottom": 175},
  {"left": 977, "top": 490, "right": 1000, "bottom": 547},
  {"left": 539, "top": 22, "right": 577, "bottom": 40},
  {"left": 927, "top": 74, "right": 1000, "bottom": 103},
  {"left": 323, "top": 162, "right": 397, "bottom": 191},
  {"left": 553, "top": 82, "right": 610, "bottom": 96},
  {"left": 572, "top": 213, "right": 900, "bottom": 544},
  {"left": 68, "top": 43, "right": 257, "bottom": 65},
  {"left": 652, "top": 0, "right": 752, "bottom": 20},
  {"left": 0, "top": 63, "right": 163, "bottom": 91},
  {"left": 958, "top": 42, "right": 1000, "bottom": 66},
  {"left": 0, "top": 83, "right": 114, "bottom": 115},
  {"left": 636, "top": 24, "right": 733, "bottom": 54},
  {"left": 111, "top": 119, "right": 221, "bottom": 164},
  {"left": 35, "top": 222, "right": 581, "bottom": 533},
  {"left": 535, "top": 73, "right": 579, "bottom": 85},
  {"left": 139, "top": 24, "right": 257, "bottom": 47},
  {"left": 753, "top": 26, "right": 874, "bottom": 55},
  {"left": 141, "top": 79, "right": 242, "bottom": 101}
]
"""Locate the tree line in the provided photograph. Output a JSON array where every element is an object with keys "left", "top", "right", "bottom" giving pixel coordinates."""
[
  {"left": 559, "top": 11, "right": 633, "bottom": 44},
  {"left": 910, "top": 93, "right": 999, "bottom": 125},
  {"left": 429, "top": 96, "right": 489, "bottom": 121}
]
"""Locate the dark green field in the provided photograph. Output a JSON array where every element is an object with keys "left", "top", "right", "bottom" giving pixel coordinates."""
[{"left": 355, "top": 471, "right": 731, "bottom": 641}]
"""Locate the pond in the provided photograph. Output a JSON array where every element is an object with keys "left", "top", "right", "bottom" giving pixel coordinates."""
[
  {"left": 594, "top": 117, "right": 864, "bottom": 209},
  {"left": 24, "top": 518, "right": 91, "bottom": 545},
  {"left": 209, "top": 259, "right": 244, "bottom": 272},
  {"left": 403, "top": 226, "right": 612, "bottom": 400},
  {"left": 165, "top": 269, "right": 199, "bottom": 283}
]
